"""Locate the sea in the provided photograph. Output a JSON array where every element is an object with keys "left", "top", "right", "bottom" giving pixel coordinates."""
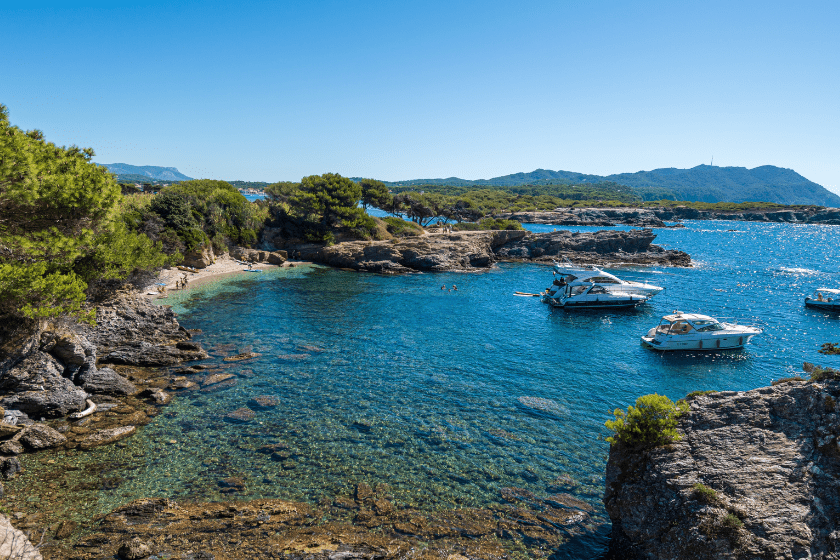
[{"left": 81, "top": 219, "right": 840, "bottom": 557}]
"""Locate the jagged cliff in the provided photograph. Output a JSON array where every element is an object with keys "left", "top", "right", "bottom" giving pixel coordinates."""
[{"left": 604, "top": 377, "right": 840, "bottom": 559}]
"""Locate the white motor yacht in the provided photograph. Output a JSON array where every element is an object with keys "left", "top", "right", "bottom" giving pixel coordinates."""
[
  {"left": 640, "top": 312, "right": 761, "bottom": 351},
  {"left": 805, "top": 288, "right": 840, "bottom": 312},
  {"left": 552, "top": 261, "right": 664, "bottom": 297},
  {"left": 541, "top": 282, "right": 650, "bottom": 309}
]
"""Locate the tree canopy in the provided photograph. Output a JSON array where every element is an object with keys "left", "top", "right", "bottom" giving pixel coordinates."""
[{"left": 0, "top": 104, "right": 170, "bottom": 322}]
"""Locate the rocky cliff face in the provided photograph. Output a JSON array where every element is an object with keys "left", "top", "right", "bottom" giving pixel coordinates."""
[
  {"left": 267, "top": 229, "right": 689, "bottom": 273},
  {"left": 0, "top": 290, "right": 206, "bottom": 422},
  {"left": 604, "top": 379, "right": 840, "bottom": 559}
]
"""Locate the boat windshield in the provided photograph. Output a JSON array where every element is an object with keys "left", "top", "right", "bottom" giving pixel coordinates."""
[
  {"left": 589, "top": 276, "right": 620, "bottom": 284},
  {"left": 693, "top": 320, "right": 724, "bottom": 332}
]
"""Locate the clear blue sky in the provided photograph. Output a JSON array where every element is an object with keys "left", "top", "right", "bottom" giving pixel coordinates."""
[{"left": 2, "top": 0, "right": 838, "bottom": 192}]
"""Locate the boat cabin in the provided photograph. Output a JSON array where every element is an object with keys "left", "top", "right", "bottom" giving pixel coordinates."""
[{"left": 655, "top": 313, "right": 724, "bottom": 335}]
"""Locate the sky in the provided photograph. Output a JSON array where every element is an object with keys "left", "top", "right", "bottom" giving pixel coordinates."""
[{"left": 2, "top": 0, "right": 839, "bottom": 192}]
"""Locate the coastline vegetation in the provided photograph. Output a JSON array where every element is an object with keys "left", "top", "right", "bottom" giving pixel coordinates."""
[
  {"left": 605, "top": 393, "right": 689, "bottom": 446},
  {"left": 0, "top": 104, "right": 173, "bottom": 323}
]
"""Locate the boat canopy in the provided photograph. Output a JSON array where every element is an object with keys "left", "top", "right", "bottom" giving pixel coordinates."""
[{"left": 815, "top": 288, "right": 840, "bottom": 295}]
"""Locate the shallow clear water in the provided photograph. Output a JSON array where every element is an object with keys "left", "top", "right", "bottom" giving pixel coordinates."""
[{"left": 91, "top": 220, "right": 840, "bottom": 557}]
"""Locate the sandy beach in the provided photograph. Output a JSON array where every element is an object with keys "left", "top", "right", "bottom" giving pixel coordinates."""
[{"left": 142, "top": 255, "right": 284, "bottom": 297}]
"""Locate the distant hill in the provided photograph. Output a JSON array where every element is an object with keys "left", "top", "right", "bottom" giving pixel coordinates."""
[
  {"left": 100, "top": 163, "right": 192, "bottom": 182},
  {"left": 381, "top": 165, "right": 840, "bottom": 207}
]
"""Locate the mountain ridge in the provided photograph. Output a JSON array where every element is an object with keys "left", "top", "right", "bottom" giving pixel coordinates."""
[
  {"left": 99, "top": 163, "right": 193, "bottom": 182},
  {"left": 377, "top": 165, "right": 840, "bottom": 207}
]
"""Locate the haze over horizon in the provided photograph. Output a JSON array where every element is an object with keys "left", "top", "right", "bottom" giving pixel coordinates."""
[{"left": 3, "top": 1, "right": 838, "bottom": 194}]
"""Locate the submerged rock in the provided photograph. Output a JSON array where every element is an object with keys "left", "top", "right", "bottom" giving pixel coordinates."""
[
  {"left": 19, "top": 423, "right": 67, "bottom": 449},
  {"left": 79, "top": 426, "right": 137, "bottom": 450},
  {"left": 249, "top": 395, "right": 279, "bottom": 409},
  {"left": 224, "top": 407, "right": 256, "bottom": 423}
]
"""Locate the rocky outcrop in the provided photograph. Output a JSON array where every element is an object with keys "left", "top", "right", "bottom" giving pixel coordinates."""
[
  {"left": 0, "top": 514, "right": 43, "bottom": 560},
  {"left": 651, "top": 205, "right": 840, "bottom": 225},
  {"left": 283, "top": 229, "right": 688, "bottom": 273},
  {"left": 0, "top": 289, "right": 205, "bottom": 426},
  {"left": 493, "top": 228, "right": 690, "bottom": 266},
  {"left": 605, "top": 379, "right": 840, "bottom": 559},
  {"left": 496, "top": 206, "right": 840, "bottom": 226},
  {"left": 181, "top": 244, "right": 215, "bottom": 269},
  {"left": 231, "top": 246, "right": 287, "bottom": 265},
  {"left": 78, "top": 291, "right": 207, "bottom": 366},
  {"left": 498, "top": 207, "right": 667, "bottom": 227}
]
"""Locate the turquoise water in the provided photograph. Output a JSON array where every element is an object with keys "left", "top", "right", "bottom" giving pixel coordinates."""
[{"left": 96, "top": 220, "right": 839, "bottom": 557}]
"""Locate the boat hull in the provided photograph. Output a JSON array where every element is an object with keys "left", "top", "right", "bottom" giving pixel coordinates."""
[
  {"left": 544, "top": 297, "right": 647, "bottom": 309},
  {"left": 805, "top": 300, "right": 840, "bottom": 311},
  {"left": 640, "top": 334, "right": 756, "bottom": 351}
]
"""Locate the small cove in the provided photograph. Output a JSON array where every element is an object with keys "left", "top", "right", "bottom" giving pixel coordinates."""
[{"left": 44, "top": 220, "right": 840, "bottom": 558}]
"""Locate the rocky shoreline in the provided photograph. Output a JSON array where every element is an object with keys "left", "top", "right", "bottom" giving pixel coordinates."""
[
  {"left": 264, "top": 228, "right": 690, "bottom": 273},
  {"left": 495, "top": 205, "right": 840, "bottom": 227},
  {"left": 604, "top": 371, "right": 840, "bottom": 559}
]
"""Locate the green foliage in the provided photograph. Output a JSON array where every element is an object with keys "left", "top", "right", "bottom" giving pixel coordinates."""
[
  {"left": 382, "top": 217, "right": 424, "bottom": 237},
  {"left": 692, "top": 483, "right": 718, "bottom": 503},
  {"left": 819, "top": 343, "right": 840, "bottom": 355},
  {"left": 141, "top": 179, "right": 264, "bottom": 254},
  {"left": 721, "top": 513, "right": 743, "bottom": 530},
  {"left": 358, "top": 178, "right": 391, "bottom": 210},
  {"left": 605, "top": 394, "right": 688, "bottom": 446},
  {"left": 0, "top": 103, "right": 168, "bottom": 322},
  {"left": 771, "top": 376, "right": 805, "bottom": 385},
  {"left": 808, "top": 366, "right": 840, "bottom": 382},
  {"left": 293, "top": 173, "right": 363, "bottom": 228},
  {"left": 265, "top": 181, "right": 301, "bottom": 203},
  {"left": 453, "top": 218, "right": 524, "bottom": 231}
]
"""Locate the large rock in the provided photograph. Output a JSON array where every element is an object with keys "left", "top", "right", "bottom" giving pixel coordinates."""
[
  {"left": 100, "top": 341, "right": 207, "bottom": 367},
  {"left": 605, "top": 380, "right": 840, "bottom": 559},
  {"left": 182, "top": 244, "right": 214, "bottom": 269},
  {"left": 0, "top": 514, "right": 43, "bottom": 560},
  {"left": 79, "top": 367, "right": 137, "bottom": 396},
  {"left": 19, "top": 423, "right": 67, "bottom": 449},
  {"left": 0, "top": 351, "right": 88, "bottom": 418},
  {"left": 79, "top": 426, "right": 137, "bottom": 450}
]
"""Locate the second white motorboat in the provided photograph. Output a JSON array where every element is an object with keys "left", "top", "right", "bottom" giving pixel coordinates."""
[
  {"left": 542, "top": 282, "right": 651, "bottom": 308},
  {"left": 552, "top": 260, "right": 664, "bottom": 298},
  {"left": 640, "top": 312, "right": 761, "bottom": 351}
]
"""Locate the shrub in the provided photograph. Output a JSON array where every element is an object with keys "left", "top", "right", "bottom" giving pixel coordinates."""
[
  {"left": 453, "top": 218, "right": 524, "bottom": 231},
  {"left": 820, "top": 343, "right": 840, "bottom": 355},
  {"left": 382, "top": 217, "right": 423, "bottom": 237},
  {"left": 605, "top": 394, "right": 688, "bottom": 446},
  {"left": 810, "top": 367, "right": 840, "bottom": 382},
  {"left": 721, "top": 513, "right": 743, "bottom": 530},
  {"left": 771, "top": 376, "right": 805, "bottom": 386},
  {"left": 692, "top": 483, "right": 718, "bottom": 503}
]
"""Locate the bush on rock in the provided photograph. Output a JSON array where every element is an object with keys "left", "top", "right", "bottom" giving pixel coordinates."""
[{"left": 605, "top": 393, "right": 688, "bottom": 446}]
